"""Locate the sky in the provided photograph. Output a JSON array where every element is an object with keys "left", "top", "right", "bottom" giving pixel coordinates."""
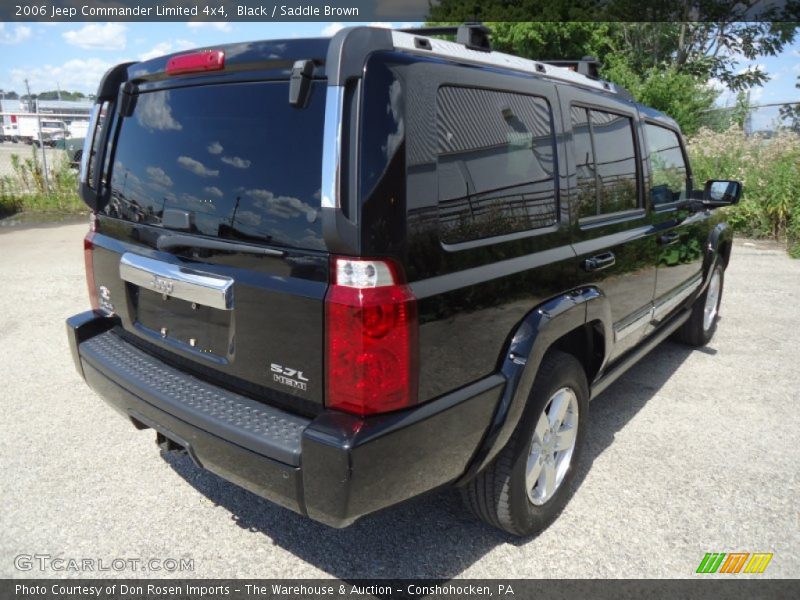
[
  {"left": 1, "top": 20, "right": 798, "bottom": 127},
  {"left": 0, "top": 21, "right": 414, "bottom": 95}
]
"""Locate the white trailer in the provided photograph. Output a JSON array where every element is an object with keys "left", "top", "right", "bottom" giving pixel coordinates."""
[{"left": 17, "top": 116, "right": 68, "bottom": 146}]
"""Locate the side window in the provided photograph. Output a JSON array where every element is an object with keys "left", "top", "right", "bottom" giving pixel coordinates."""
[
  {"left": 644, "top": 123, "right": 688, "bottom": 205},
  {"left": 571, "top": 107, "right": 596, "bottom": 218},
  {"left": 435, "top": 86, "right": 557, "bottom": 244},
  {"left": 571, "top": 106, "right": 640, "bottom": 219}
]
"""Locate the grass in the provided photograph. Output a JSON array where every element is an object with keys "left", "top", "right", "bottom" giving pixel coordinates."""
[
  {"left": 0, "top": 148, "right": 85, "bottom": 217},
  {"left": 687, "top": 127, "right": 800, "bottom": 257}
]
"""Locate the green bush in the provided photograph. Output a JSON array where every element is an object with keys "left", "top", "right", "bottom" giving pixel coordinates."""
[
  {"left": 687, "top": 128, "right": 800, "bottom": 257},
  {"left": 0, "top": 148, "right": 84, "bottom": 216}
]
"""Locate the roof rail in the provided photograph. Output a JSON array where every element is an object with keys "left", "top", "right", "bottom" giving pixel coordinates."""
[
  {"left": 541, "top": 56, "right": 601, "bottom": 79},
  {"left": 397, "top": 22, "right": 492, "bottom": 52},
  {"left": 388, "top": 29, "right": 636, "bottom": 103}
]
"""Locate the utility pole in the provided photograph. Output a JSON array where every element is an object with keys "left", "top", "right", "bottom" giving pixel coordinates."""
[{"left": 25, "top": 78, "right": 49, "bottom": 192}]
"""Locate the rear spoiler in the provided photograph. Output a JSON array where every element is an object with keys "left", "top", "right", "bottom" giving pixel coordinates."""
[{"left": 79, "top": 62, "right": 135, "bottom": 212}]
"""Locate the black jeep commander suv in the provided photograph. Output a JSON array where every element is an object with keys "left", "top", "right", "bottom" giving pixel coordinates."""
[{"left": 66, "top": 25, "right": 741, "bottom": 536}]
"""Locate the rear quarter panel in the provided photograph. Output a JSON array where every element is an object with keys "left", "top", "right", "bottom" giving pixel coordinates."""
[{"left": 359, "top": 53, "right": 581, "bottom": 402}]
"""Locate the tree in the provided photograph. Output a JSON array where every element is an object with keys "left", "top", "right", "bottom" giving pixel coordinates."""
[
  {"left": 603, "top": 21, "right": 796, "bottom": 91},
  {"left": 731, "top": 91, "right": 752, "bottom": 131},
  {"left": 604, "top": 64, "right": 719, "bottom": 134},
  {"left": 35, "top": 90, "right": 87, "bottom": 101}
]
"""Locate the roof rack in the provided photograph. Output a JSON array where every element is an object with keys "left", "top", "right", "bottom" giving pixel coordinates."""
[
  {"left": 390, "top": 29, "right": 618, "bottom": 95},
  {"left": 397, "top": 23, "right": 492, "bottom": 52},
  {"left": 541, "top": 56, "right": 601, "bottom": 79}
]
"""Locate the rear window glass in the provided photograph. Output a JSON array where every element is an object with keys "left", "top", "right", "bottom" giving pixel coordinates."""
[
  {"left": 104, "top": 81, "right": 325, "bottom": 251},
  {"left": 435, "top": 86, "right": 557, "bottom": 244}
]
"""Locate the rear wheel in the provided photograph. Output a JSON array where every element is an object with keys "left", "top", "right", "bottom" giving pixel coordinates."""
[
  {"left": 461, "top": 350, "right": 588, "bottom": 536},
  {"left": 675, "top": 263, "right": 724, "bottom": 347}
]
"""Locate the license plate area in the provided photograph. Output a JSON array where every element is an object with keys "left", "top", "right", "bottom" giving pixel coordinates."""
[
  {"left": 132, "top": 286, "right": 233, "bottom": 361},
  {"left": 119, "top": 252, "right": 235, "bottom": 362}
]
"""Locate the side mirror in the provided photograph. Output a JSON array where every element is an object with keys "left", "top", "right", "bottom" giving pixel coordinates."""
[{"left": 704, "top": 179, "right": 742, "bottom": 205}]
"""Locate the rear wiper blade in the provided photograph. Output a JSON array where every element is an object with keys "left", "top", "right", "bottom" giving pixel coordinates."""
[{"left": 157, "top": 233, "right": 284, "bottom": 257}]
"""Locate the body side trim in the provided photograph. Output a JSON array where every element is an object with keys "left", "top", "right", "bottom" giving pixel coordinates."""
[{"left": 410, "top": 245, "right": 576, "bottom": 299}]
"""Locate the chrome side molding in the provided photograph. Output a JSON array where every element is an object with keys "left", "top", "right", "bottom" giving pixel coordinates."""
[
  {"left": 614, "top": 273, "right": 703, "bottom": 343},
  {"left": 119, "top": 253, "right": 234, "bottom": 311},
  {"left": 321, "top": 85, "right": 345, "bottom": 210},
  {"left": 652, "top": 273, "right": 702, "bottom": 322},
  {"left": 614, "top": 304, "right": 652, "bottom": 342}
]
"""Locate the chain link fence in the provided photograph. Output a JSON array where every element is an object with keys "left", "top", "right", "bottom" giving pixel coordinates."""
[
  {"left": 1, "top": 104, "right": 89, "bottom": 205},
  {"left": 698, "top": 102, "right": 800, "bottom": 136}
]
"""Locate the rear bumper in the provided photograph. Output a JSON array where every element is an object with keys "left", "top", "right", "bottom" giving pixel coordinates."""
[{"left": 66, "top": 311, "right": 504, "bottom": 527}]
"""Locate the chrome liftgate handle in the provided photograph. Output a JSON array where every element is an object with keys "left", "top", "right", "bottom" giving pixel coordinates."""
[{"left": 119, "top": 252, "right": 234, "bottom": 311}]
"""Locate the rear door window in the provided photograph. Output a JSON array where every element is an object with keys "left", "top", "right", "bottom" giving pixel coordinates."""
[
  {"left": 104, "top": 81, "right": 326, "bottom": 251},
  {"left": 571, "top": 106, "right": 640, "bottom": 219}
]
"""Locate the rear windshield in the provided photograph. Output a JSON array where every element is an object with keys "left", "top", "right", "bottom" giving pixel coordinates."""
[{"left": 104, "top": 81, "right": 325, "bottom": 251}]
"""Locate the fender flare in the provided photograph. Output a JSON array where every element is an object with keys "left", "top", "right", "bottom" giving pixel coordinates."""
[
  {"left": 701, "top": 221, "right": 732, "bottom": 291},
  {"left": 458, "top": 287, "right": 612, "bottom": 483}
]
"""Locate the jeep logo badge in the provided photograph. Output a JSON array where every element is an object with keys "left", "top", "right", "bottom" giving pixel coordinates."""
[{"left": 150, "top": 275, "right": 174, "bottom": 295}]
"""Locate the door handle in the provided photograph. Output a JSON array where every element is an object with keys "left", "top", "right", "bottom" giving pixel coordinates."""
[
  {"left": 582, "top": 252, "right": 616, "bottom": 272},
  {"left": 659, "top": 232, "right": 681, "bottom": 246}
]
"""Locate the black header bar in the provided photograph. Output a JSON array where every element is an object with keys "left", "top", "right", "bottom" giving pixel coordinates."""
[
  {"left": 3, "top": 579, "right": 800, "bottom": 600},
  {"left": 2, "top": 0, "right": 799, "bottom": 22}
]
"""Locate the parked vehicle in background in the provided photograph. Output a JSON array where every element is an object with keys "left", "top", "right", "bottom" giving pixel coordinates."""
[
  {"left": 54, "top": 120, "right": 90, "bottom": 166},
  {"left": 68, "top": 120, "right": 89, "bottom": 139},
  {"left": 55, "top": 136, "right": 86, "bottom": 168},
  {"left": 17, "top": 116, "right": 68, "bottom": 146},
  {"left": 66, "top": 25, "right": 742, "bottom": 536},
  {"left": 1, "top": 121, "right": 20, "bottom": 142}
]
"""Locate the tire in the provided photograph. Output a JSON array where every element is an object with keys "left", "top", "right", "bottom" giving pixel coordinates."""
[
  {"left": 675, "top": 263, "right": 724, "bottom": 347},
  {"left": 461, "top": 350, "right": 589, "bottom": 536}
]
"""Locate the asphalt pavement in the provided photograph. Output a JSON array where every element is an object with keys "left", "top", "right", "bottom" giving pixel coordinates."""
[{"left": 0, "top": 222, "right": 798, "bottom": 579}]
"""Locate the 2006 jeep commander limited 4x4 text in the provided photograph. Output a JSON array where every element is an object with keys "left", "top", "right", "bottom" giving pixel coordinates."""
[{"left": 66, "top": 24, "right": 742, "bottom": 536}]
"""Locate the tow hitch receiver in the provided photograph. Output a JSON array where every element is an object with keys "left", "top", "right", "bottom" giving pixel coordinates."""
[{"left": 156, "top": 432, "right": 186, "bottom": 454}]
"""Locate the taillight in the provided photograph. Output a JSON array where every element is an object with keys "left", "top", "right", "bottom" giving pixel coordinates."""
[
  {"left": 325, "top": 257, "right": 419, "bottom": 416},
  {"left": 84, "top": 230, "right": 99, "bottom": 312},
  {"left": 166, "top": 50, "right": 224, "bottom": 76}
]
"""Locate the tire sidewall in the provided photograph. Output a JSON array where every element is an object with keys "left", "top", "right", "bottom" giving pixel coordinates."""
[{"left": 506, "top": 354, "right": 589, "bottom": 535}]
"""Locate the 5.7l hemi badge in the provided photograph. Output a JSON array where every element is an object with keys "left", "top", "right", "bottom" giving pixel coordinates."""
[{"left": 270, "top": 363, "right": 309, "bottom": 392}]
